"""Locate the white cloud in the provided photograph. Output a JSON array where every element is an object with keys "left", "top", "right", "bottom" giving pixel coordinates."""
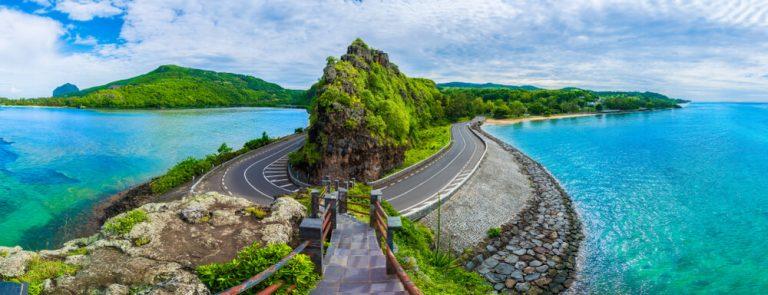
[
  {"left": 73, "top": 34, "right": 98, "bottom": 45},
  {"left": 0, "top": 8, "right": 131, "bottom": 98},
  {"left": 54, "top": 0, "right": 125, "bottom": 21},
  {"left": 2, "top": 0, "right": 768, "bottom": 100}
]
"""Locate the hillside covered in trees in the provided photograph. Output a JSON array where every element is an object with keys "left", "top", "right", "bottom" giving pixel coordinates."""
[
  {"left": 440, "top": 86, "right": 685, "bottom": 120},
  {"left": 290, "top": 39, "right": 447, "bottom": 181},
  {"left": 0, "top": 65, "right": 308, "bottom": 108}
]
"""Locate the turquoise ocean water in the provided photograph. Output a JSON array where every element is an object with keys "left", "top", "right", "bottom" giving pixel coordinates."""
[
  {"left": 485, "top": 103, "right": 768, "bottom": 294},
  {"left": 0, "top": 107, "right": 307, "bottom": 249}
]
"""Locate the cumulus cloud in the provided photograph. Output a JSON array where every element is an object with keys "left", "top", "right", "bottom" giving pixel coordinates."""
[
  {"left": 3, "top": 0, "right": 768, "bottom": 100},
  {"left": 0, "top": 8, "right": 131, "bottom": 98},
  {"left": 54, "top": 0, "right": 125, "bottom": 21}
]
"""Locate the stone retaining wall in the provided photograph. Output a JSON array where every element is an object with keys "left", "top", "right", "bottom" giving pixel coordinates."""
[{"left": 464, "top": 123, "right": 584, "bottom": 294}]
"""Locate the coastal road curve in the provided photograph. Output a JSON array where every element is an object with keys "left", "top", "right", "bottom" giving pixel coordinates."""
[
  {"left": 193, "top": 134, "right": 305, "bottom": 205},
  {"left": 383, "top": 122, "right": 486, "bottom": 217}
]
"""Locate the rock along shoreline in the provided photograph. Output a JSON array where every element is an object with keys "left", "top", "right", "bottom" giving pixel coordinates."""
[{"left": 465, "top": 122, "right": 585, "bottom": 294}]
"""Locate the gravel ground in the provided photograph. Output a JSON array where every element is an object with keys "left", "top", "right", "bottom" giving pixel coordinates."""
[{"left": 421, "top": 131, "right": 533, "bottom": 253}]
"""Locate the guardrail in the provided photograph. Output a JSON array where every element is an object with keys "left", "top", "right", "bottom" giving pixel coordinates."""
[
  {"left": 369, "top": 190, "right": 422, "bottom": 295},
  {"left": 367, "top": 137, "right": 454, "bottom": 189},
  {"left": 287, "top": 161, "right": 314, "bottom": 187}
]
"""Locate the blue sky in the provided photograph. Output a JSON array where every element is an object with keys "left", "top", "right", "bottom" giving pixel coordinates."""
[{"left": 1, "top": 0, "right": 767, "bottom": 101}]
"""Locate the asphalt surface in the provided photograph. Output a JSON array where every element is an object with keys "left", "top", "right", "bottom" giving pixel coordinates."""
[
  {"left": 195, "top": 134, "right": 305, "bottom": 205},
  {"left": 382, "top": 123, "right": 485, "bottom": 216}
]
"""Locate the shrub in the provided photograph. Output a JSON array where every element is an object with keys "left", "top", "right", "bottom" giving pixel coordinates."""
[
  {"left": 103, "top": 209, "right": 149, "bottom": 236},
  {"left": 196, "top": 243, "right": 319, "bottom": 294},
  {"left": 133, "top": 236, "right": 151, "bottom": 247},
  {"left": 0, "top": 249, "right": 8, "bottom": 258},
  {"left": 9, "top": 256, "right": 79, "bottom": 295},
  {"left": 294, "top": 127, "right": 304, "bottom": 133},
  {"left": 217, "top": 143, "right": 233, "bottom": 154},
  {"left": 486, "top": 227, "right": 501, "bottom": 238},
  {"left": 245, "top": 206, "right": 268, "bottom": 219},
  {"left": 244, "top": 132, "right": 272, "bottom": 150}
]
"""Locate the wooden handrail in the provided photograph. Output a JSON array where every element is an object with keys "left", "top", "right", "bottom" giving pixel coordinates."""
[
  {"left": 216, "top": 241, "right": 309, "bottom": 295},
  {"left": 370, "top": 201, "right": 422, "bottom": 295}
]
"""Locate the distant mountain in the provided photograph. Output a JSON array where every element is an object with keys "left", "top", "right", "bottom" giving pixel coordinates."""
[
  {"left": 52, "top": 83, "right": 79, "bottom": 97},
  {"left": 4, "top": 65, "right": 308, "bottom": 108},
  {"left": 437, "top": 82, "right": 541, "bottom": 90}
]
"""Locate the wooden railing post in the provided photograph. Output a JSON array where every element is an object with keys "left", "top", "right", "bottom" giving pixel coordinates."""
[
  {"left": 369, "top": 189, "right": 382, "bottom": 228},
  {"left": 299, "top": 218, "right": 323, "bottom": 275},
  {"left": 386, "top": 216, "right": 402, "bottom": 275},
  {"left": 310, "top": 189, "right": 320, "bottom": 218},
  {"left": 324, "top": 192, "right": 338, "bottom": 229},
  {"left": 338, "top": 188, "right": 348, "bottom": 214},
  {"left": 344, "top": 179, "right": 351, "bottom": 191}
]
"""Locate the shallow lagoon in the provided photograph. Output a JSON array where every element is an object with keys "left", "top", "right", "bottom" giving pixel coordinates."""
[
  {"left": 0, "top": 107, "right": 308, "bottom": 249},
  {"left": 485, "top": 103, "right": 768, "bottom": 293}
]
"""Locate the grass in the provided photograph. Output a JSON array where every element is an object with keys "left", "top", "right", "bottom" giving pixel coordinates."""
[
  {"left": 5, "top": 256, "right": 79, "bottom": 295},
  {"left": 66, "top": 247, "right": 88, "bottom": 256},
  {"left": 133, "top": 236, "right": 151, "bottom": 247},
  {"left": 378, "top": 201, "right": 493, "bottom": 294},
  {"left": 486, "top": 227, "right": 501, "bottom": 238},
  {"left": 388, "top": 124, "right": 451, "bottom": 176},
  {"left": 0, "top": 249, "right": 8, "bottom": 258},
  {"left": 245, "top": 206, "right": 268, "bottom": 219},
  {"left": 103, "top": 209, "right": 149, "bottom": 236}
]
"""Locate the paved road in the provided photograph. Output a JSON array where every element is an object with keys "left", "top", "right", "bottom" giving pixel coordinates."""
[
  {"left": 382, "top": 123, "right": 485, "bottom": 217},
  {"left": 194, "top": 134, "right": 305, "bottom": 205}
]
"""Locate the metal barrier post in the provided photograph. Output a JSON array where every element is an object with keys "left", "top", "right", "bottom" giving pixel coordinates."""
[
  {"left": 334, "top": 179, "right": 340, "bottom": 191},
  {"left": 299, "top": 218, "right": 323, "bottom": 275}
]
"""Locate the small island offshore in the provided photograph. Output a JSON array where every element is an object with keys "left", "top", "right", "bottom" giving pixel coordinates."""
[{"left": 0, "top": 38, "right": 688, "bottom": 295}]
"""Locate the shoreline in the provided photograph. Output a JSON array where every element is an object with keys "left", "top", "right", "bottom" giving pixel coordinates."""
[
  {"left": 485, "top": 113, "right": 599, "bottom": 125},
  {"left": 466, "top": 122, "right": 585, "bottom": 293}
]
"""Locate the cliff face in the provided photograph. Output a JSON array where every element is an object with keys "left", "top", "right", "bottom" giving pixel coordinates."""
[{"left": 291, "top": 39, "right": 445, "bottom": 182}]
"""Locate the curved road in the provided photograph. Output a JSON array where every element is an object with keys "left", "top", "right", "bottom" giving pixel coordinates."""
[
  {"left": 194, "top": 122, "right": 484, "bottom": 213},
  {"left": 194, "top": 134, "right": 305, "bottom": 205},
  {"left": 383, "top": 123, "right": 485, "bottom": 217}
]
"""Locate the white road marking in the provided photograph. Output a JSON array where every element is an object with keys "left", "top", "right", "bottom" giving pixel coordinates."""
[
  {"left": 388, "top": 125, "right": 469, "bottom": 202},
  {"left": 243, "top": 139, "right": 304, "bottom": 198}
]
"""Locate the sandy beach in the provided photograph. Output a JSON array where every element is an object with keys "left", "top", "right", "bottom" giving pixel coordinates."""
[{"left": 485, "top": 113, "right": 599, "bottom": 125}]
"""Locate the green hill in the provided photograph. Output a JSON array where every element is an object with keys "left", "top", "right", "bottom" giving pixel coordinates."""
[
  {"left": 290, "top": 39, "right": 446, "bottom": 181},
  {"left": 438, "top": 82, "right": 540, "bottom": 90},
  {"left": 2, "top": 65, "right": 308, "bottom": 108}
]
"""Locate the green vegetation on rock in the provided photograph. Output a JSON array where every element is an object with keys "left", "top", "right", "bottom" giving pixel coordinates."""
[
  {"left": 1, "top": 65, "right": 308, "bottom": 108},
  {"left": 291, "top": 39, "right": 448, "bottom": 181},
  {"left": 103, "top": 209, "right": 149, "bottom": 236},
  {"left": 196, "top": 243, "right": 319, "bottom": 294},
  {"left": 52, "top": 83, "right": 79, "bottom": 97},
  {"left": 5, "top": 256, "right": 79, "bottom": 295}
]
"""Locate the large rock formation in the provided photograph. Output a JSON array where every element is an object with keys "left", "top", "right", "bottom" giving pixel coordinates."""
[
  {"left": 52, "top": 83, "right": 79, "bottom": 97},
  {"left": 0, "top": 192, "right": 306, "bottom": 294},
  {"left": 291, "top": 39, "right": 445, "bottom": 182}
]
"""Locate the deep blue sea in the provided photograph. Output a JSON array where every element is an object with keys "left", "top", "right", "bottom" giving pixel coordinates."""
[
  {"left": 485, "top": 103, "right": 768, "bottom": 294},
  {"left": 0, "top": 106, "right": 307, "bottom": 249}
]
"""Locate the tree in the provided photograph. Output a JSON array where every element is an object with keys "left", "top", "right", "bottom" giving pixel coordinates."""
[
  {"left": 509, "top": 101, "right": 527, "bottom": 117},
  {"left": 218, "top": 143, "right": 232, "bottom": 154}
]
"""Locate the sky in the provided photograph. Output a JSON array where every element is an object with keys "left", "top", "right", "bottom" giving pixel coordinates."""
[{"left": 1, "top": 0, "right": 767, "bottom": 101}]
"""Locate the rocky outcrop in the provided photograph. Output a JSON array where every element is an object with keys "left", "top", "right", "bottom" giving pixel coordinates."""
[
  {"left": 0, "top": 192, "right": 306, "bottom": 294},
  {"left": 293, "top": 39, "right": 444, "bottom": 182},
  {"left": 52, "top": 83, "right": 79, "bottom": 97}
]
